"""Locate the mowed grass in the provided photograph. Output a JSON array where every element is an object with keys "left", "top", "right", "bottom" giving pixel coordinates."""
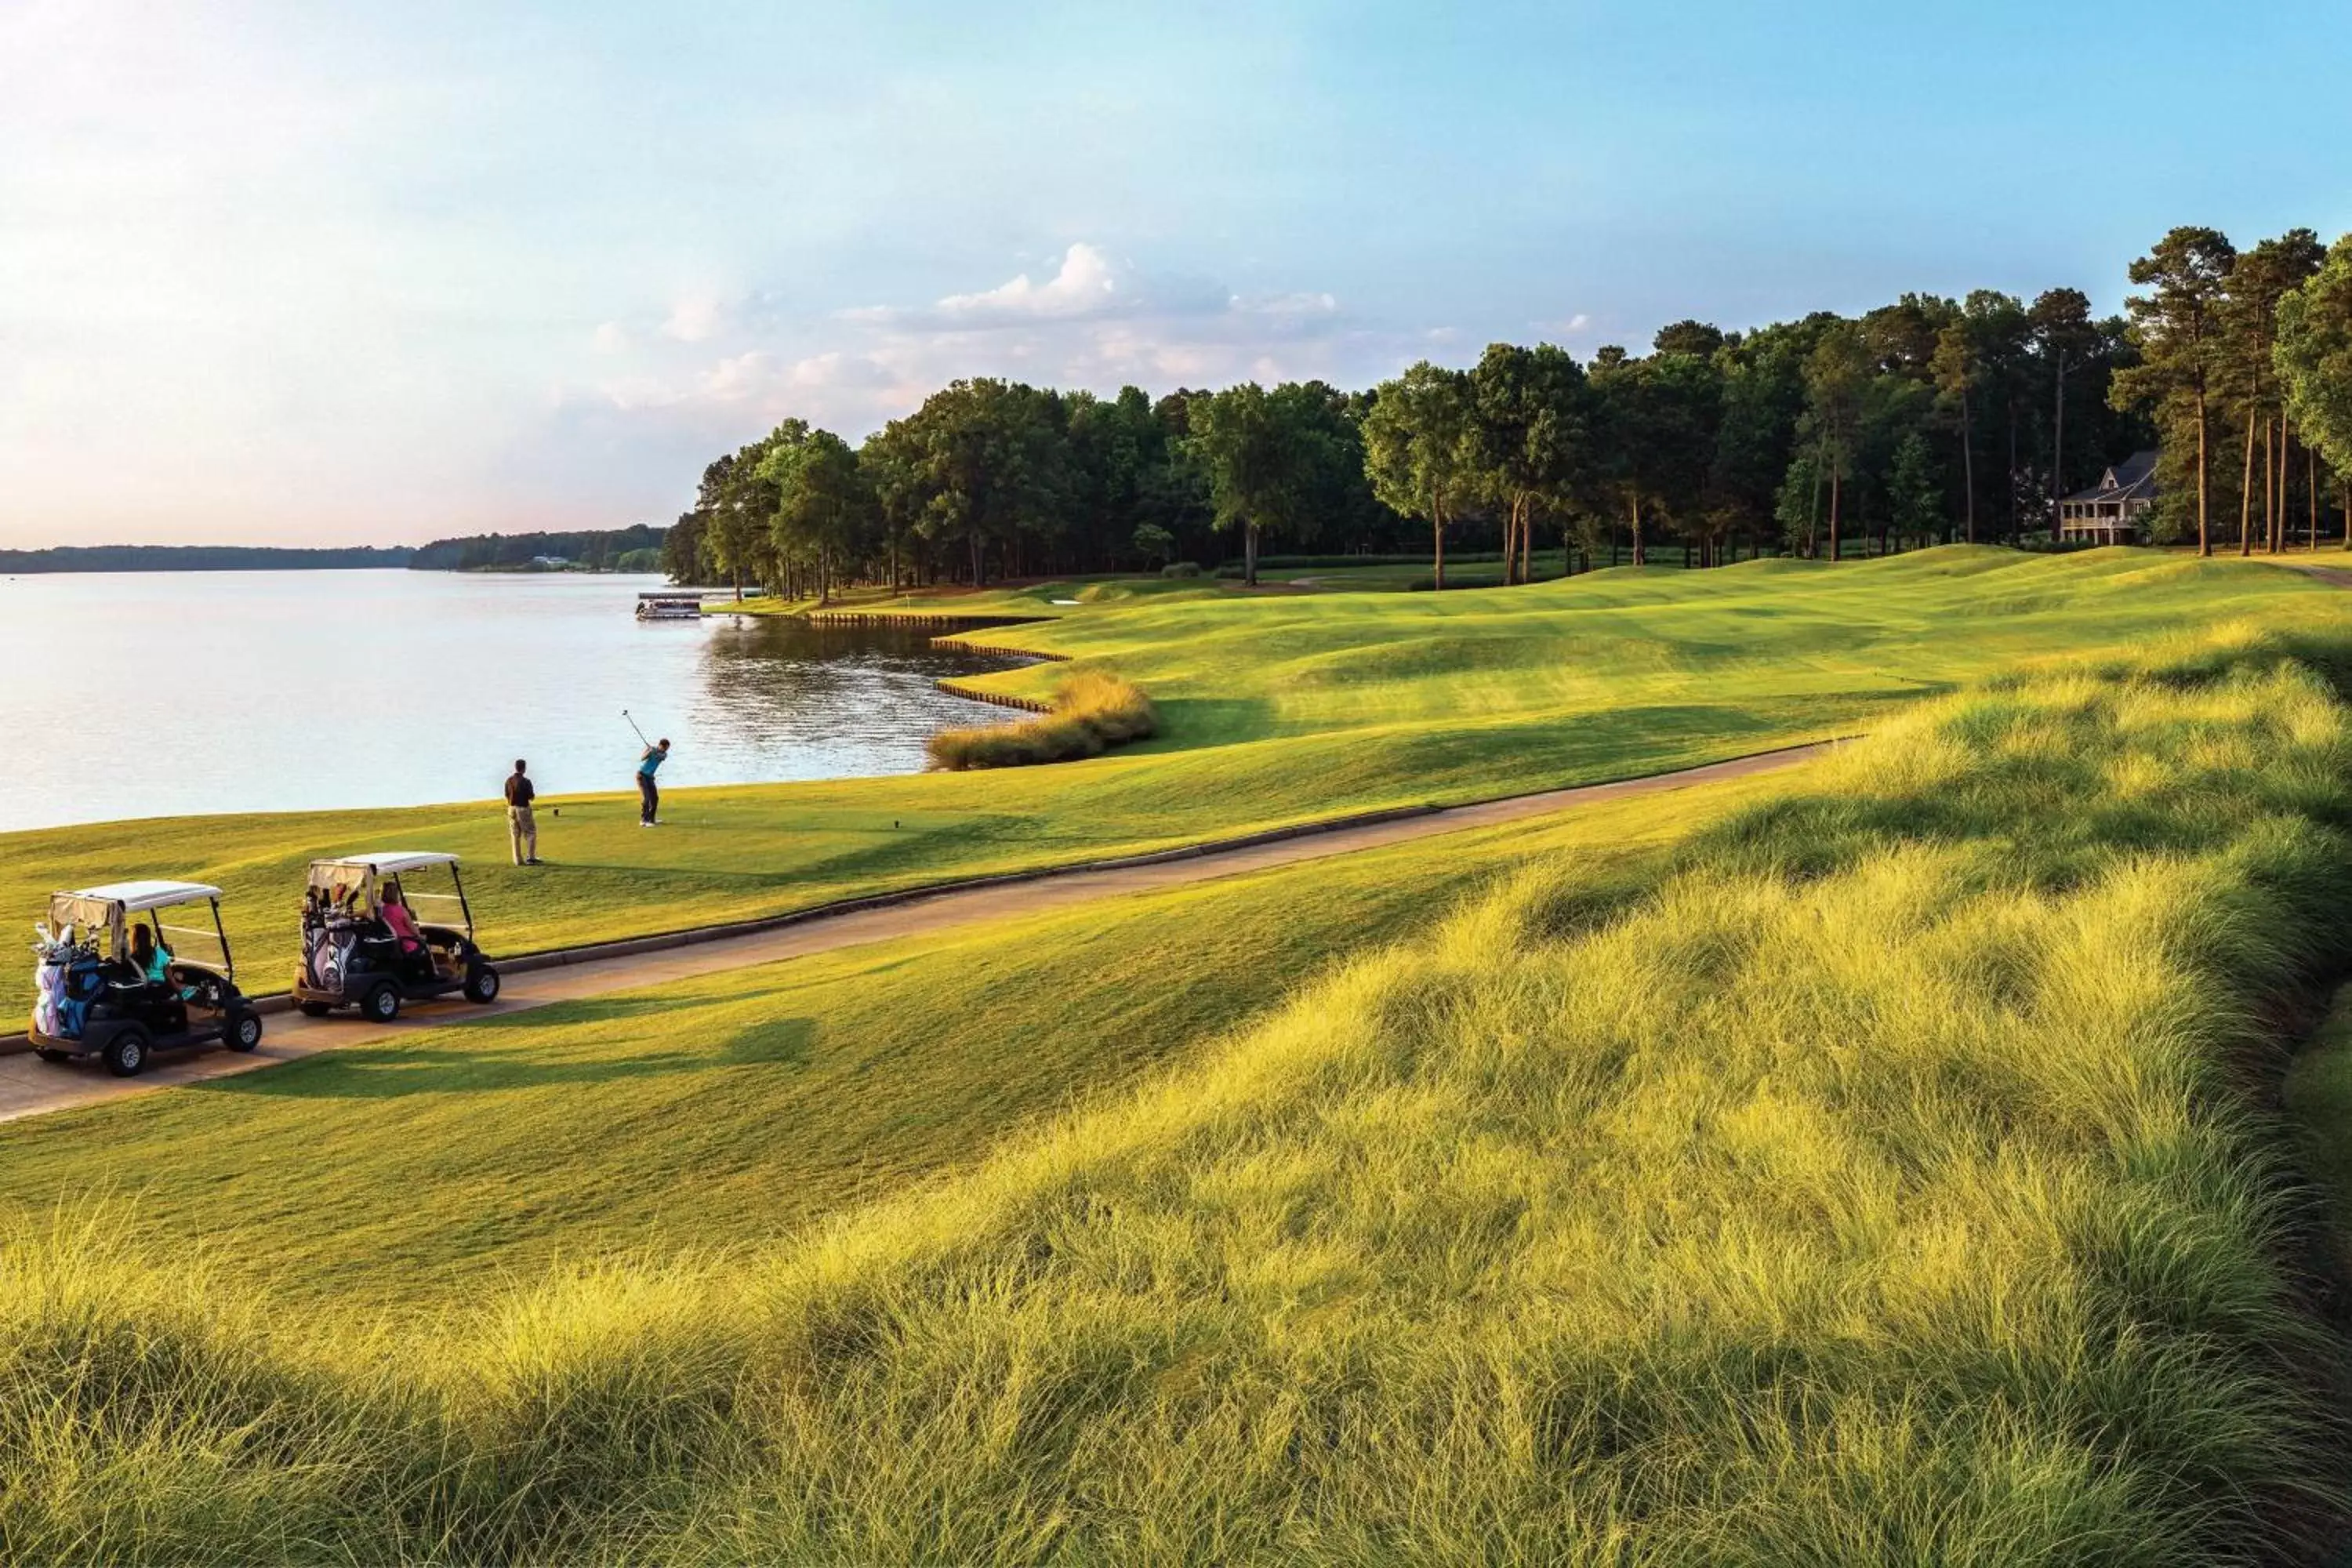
[
  {"left": 5, "top": 626, "right": 2352, "bottom": 1562},
  {"left": 0, "top": 547, "right": 2335, "bottom": 1022},
  {"left": 0, "top": 780, "right": 1748, "bottom": 1309}
]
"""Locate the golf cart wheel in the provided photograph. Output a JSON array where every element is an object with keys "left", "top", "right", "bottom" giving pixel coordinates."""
[
  {"left": 103, "top": 1027, "right": 151, "bottom": 1078},
  {"left": 463, "top": 964, "right": 500, "bottom": 1004},
  {"left": 33, "top": 1049, "right": 71, "bottom": 1065},
  {"left": 227, "top": 1011, "right": 263, "bottom": 1053},
  {"left": 361, "top": 984, "right": 401, "bottom": 1024},
  {"left": 297, "top": 1001, "right": 332, "bottom": 1018}
]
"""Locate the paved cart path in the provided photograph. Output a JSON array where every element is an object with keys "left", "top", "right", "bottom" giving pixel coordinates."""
[{"left": 0, "top": 741, "right": 1838, "bottom": 1127}]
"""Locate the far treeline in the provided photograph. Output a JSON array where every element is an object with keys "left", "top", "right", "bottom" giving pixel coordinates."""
[
  {"left": 408, "top": 524, "right": 666, "bottom": 573},
  {"left": 0, "top": 544, "right": 415, "bottom": 573},
  {"left": 662, "top": 225, "right": 2352, "bottom": 597}
]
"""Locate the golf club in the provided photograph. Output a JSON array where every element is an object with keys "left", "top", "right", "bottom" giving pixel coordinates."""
[{"left": 622, "top": 709, "right": 651, "bottom": 746}]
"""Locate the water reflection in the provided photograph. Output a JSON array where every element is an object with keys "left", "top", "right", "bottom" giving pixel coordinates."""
[
  {"left": 684, "top": 615, "right": 1026, "bottom": 782},
  {"left": 0, "top": 572, "right": 1029, "bottom": 832}
]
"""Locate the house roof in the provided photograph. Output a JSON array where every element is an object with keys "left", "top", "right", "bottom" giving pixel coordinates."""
[{"left": 2063, "top": 450, "right": 2159, "bottom": 506}]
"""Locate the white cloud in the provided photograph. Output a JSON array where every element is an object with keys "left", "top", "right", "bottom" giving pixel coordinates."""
[
  {"left": 936, "top": 241, "right": 1121, "bottom": 321},
  {"left": 547, "top": 241, "right": 1440, "bottom": 475},
  {"left": 662, "top": 291, "right": 728, "bottom": 343},
  {"left": 1250, "top": 291, "right": 1340, "bottom": 318},
  {"left": 844, "top": 242, "right": 1241, "bottom": 331},
  {"left": 592, "top": 321, "right": 629, "bottom": 354},
  {"left": 698, "top": 351, "right": 777, "bottom": 402}
]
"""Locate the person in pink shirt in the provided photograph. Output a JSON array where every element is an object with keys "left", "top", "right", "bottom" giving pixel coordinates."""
[{"left": 379, "top": 881, "right": 425, "bottom": 956}]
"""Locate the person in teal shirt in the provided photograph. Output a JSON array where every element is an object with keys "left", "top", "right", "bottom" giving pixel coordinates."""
[
  {"left": 637, "top": 738, "right": 670, "bottom": 826},
  {"left": 127, "top": 924, "right": 172, "bottom": 985}
]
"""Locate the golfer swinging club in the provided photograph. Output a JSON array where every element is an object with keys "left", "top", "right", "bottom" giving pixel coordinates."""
[{"left": 626, "top": 711, "right": 671, "bottom": 826}]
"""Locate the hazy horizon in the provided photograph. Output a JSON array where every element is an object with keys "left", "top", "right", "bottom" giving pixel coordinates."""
[{"left": 7, "top": 0, "right": 2349, "bottom": 550}]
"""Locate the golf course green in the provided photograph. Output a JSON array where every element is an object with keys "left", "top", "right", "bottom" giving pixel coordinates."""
[
  {"left": 0, "top": 547, "right": 2332, "bottom": 1020},
  {"left": 6, "top": 547, "right": 2352, "bottom": 1562}
]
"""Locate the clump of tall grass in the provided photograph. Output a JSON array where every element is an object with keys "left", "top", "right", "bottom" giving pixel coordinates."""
[
  {"left": 7, "top": 627, "right": 2352, "bottom": 1563},
  {"left": 0, "top": 1207, "right": 431, "bottom": 1562},
  {"left": 927, "top": 668, "right": 1158, "bottom": 771}
]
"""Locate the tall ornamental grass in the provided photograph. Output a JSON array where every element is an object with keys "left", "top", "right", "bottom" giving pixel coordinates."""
[
  {"left": 5, "top": 626, "right": 2352, "bottom": 1563},
  {"left": 927, "top": 669, "right": 1158, "bottom": 771}
]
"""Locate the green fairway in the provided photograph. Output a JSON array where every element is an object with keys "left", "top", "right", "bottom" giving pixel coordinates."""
[
  {"left": 5, "top": 625, "right": 2351, "bottom": 1562},
  {"left": 0, "top": 778, "right": 1761, "bottom": 1307},
  {"left": 2, "top": 547, "right": 2335, "bottom": 1023}
]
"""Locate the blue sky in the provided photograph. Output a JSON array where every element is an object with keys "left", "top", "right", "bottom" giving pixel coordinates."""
[{"left": 5, "top": 0, "right": 2348, "bottom": 546}]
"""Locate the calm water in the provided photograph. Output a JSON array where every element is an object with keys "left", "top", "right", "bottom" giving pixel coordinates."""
[{"left": 0, "top": 571, "right": 1025, "bottom": 832}]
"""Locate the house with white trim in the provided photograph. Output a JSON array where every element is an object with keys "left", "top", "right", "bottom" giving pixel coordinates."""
[{"left": 2056, "top": 452, "right": 2158, "bottom": 543}]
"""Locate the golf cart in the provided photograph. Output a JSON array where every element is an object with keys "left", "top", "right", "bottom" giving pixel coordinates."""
[
  {"left": 292, "top": 852, "right": 500, "bottom": 1022},
  {"left": 27, "top": 881, "right": 263, "bottom": 1076}
]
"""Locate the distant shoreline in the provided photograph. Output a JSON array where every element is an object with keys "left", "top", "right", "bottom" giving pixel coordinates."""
[
  {"left": 2, "top": 528, "right": 669, "bottom": 576},
  {"left": 0, "top": 545, "right": 416, "bottom": 574}
]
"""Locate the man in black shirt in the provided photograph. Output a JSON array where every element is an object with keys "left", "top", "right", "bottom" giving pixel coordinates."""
[{"left": 505, "top": 759, "right": 541, "bottom": 866}]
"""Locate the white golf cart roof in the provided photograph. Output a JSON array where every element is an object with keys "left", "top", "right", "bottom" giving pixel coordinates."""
[
  {"left": 60, "top": 880, "right": 224, "bottom": 913},
  {"left": 314, "top": 851, "right": 461, "bottom": 875}
]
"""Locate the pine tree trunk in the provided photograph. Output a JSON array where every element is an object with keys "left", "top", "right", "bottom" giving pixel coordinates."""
[
  {"left": 2050, "top": 354, "right": 2067, "bottom": 540},
  {"left": 1960, "top": 391, "right": 1976, "bottom": 546},
  {"left": 2196, "top": 387, "right": 2212, "bottom": 557},
  {"left": 1245, "top": 523, "right": 1259, "bottom": 586},
  {"left": 1630, "top": 495, "right": 1646, "bottom": 566},
  {"left": 2006, "top": 410, "right": 2020, "bottom": 543},
  {"left": 2264, "top": 418, "right": 2278, "bottom": 554},
  {"left": 2310, "top": 445, "right": 2321, "bottom": 551},
  {"left": 1432, "top": 497, "right": 1446, "bottom": 590},
  {"left": 2239, "top": 410, "right": 2256, "bottom": 557},
  {"left": 1829, "top": 468, "right": 1842, "bottom": 562},
  {"left": 1806, "top": 443, "right": 1824, "bottom": 559}
]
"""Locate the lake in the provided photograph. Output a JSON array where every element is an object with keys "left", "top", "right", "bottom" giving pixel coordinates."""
[{"left": 0, "top": 571, "right": 1028, "bottom": 833}]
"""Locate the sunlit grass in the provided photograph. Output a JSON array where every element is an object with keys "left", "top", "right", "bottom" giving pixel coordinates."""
[
  {"left": 2, "top": 546, "right": 2336, "bottom": 1022},
  {"left": 4, "top": 627, "right": 2350, "bottom": 1560},
  {"left": 927, "top": 670, "right": 1159, "bottom": 769},
  {"left": 0, "top": 777, "right": 1736, "bottom": 1305}
]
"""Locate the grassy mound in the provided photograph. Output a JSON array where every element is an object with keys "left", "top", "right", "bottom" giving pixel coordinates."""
[
  {"left": 5, "top": 626, "right": 2350, "bottom": 1561},
  {"left": 927, "top": 670, "right": 1158, "bottom": 770}
]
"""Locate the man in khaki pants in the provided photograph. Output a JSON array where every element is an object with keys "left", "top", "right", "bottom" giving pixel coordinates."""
[{"left": 505, "top": 759, "right": 542, "bottom": 866}]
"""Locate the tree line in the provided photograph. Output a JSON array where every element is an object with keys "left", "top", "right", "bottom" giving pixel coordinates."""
[
  {"left": 0, "top": 544, "right": 416, "bottom": 573},
  {"left": 662, "top": 227, "right": 2352, "bottom": 596},
  {"left": 410, "top": 524, "right": 666, "bottom": 572},
  {"left": 2122, "top": 227, "right": 2352, "bottom": 554}
]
